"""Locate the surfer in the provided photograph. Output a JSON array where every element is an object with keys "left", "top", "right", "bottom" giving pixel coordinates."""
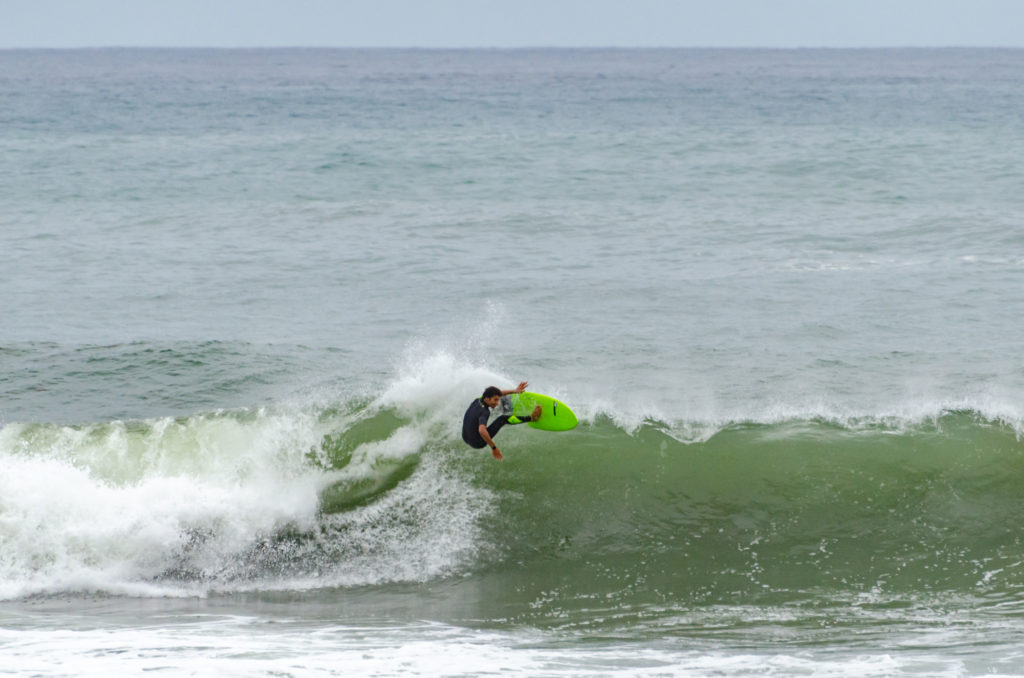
[{"left": 462, "top": 381, "right": 542, "bottom": 460}]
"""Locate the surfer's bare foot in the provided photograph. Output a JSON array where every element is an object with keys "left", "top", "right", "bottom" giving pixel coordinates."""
[{"left": 531, "top": 405, "right": 542, "bottom": 421}]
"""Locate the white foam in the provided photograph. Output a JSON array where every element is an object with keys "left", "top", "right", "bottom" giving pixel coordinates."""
[
  {"left": 571, "top": 385, "right": 1024, "bottom": 441},
  {"left": 368, "top": 347, "right": 1024, "bottom": 443},
  {"left": 0, "top": 617, "right": 985, "bottom": 678},
  {"left": 0, "top": 366, "right": 511, "bottom": 600},
  {"left": 6, "top": 344, "right": 1024, "bottom": 600},
  {"left": 291, "top": 452, "right": 495, "bottom": 590},
  {"left": 0, "top": 410, "right": 329, "bottom": 599}
]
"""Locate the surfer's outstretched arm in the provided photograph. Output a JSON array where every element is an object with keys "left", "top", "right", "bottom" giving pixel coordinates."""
[{"left": 500, "top": 381, "right": 528, "bottom": 396}]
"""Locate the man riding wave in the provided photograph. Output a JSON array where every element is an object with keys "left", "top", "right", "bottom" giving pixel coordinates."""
[{"left": 461, "top": 381, "right": 542, "bottom": 460}]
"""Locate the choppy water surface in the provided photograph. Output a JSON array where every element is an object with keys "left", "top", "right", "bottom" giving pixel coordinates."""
[{"left": 3, "top": 48, "right": 1024, "bottom": 676}]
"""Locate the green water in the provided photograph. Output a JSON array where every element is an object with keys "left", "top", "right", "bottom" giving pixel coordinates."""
[{"left": 4, "top": 47, "right": 1024, "bottom": 675}]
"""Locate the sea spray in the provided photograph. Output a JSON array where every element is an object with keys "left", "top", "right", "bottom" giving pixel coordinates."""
[
  {"left": 7, "top": 347, "right": 1024, "bottom": 602},
  {"left": 0, "top": 408, "right": 327, "bottom": 598},
  {"left": 0, "top": 388, "right": 502, "bottom": 598}
]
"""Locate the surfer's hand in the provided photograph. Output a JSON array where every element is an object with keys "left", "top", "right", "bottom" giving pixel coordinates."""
[
  {"left": 492, "top": 447, "right": 503, "bottom": 461},
  {"left": 515, "top": 381, "right": 528, "bottom": 393}
]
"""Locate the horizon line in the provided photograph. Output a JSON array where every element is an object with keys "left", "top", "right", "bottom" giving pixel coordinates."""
[{"left": 3, "top": 44, "right": 1022, "bottom": 51}]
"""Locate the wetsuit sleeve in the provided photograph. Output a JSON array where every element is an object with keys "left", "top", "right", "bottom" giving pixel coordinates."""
[{"left": 477, "top": 406, "right": 490, "bottom": 429}]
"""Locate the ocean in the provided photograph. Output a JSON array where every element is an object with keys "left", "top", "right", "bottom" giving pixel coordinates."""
[{"left": 2, "top": 47, "right": 1024, "bottom": 676}]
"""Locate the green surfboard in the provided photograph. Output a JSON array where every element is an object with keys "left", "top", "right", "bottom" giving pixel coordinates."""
[{"left": 508, "top": 391, "right": 578, "bottom": 432}]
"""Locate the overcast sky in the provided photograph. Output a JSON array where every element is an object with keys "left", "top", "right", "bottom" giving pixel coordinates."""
[{"left": 3, "top": 0, "right": 1023, "bottom": 49}]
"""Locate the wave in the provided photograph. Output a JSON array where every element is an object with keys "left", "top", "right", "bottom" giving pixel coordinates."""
[{"left": 3, "top": 355, "right": 1024, "bottom": 602}]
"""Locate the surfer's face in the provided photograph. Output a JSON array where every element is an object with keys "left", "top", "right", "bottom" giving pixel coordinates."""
[{"left": 483, "top": 395, "right": 501, "bottom": 408}]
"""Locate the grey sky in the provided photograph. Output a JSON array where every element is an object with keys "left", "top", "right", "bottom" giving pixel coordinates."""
[{"left": 3, "top": 0, "right": 1023, "bottom": 49}]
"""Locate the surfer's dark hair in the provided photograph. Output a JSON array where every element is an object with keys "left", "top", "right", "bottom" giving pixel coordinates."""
[{"left": 482, "top": 386, "right": 502, "bottom": 399}]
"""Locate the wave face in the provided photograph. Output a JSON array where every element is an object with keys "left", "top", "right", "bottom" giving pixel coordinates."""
[
  {"left": 499, "top": 412, "right": 1024, "bottom": 603},
  {"left": 3, "top": 359, "right": 1024, "bottom": 605}
]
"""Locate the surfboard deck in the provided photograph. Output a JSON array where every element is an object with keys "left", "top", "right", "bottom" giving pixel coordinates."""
[{"left": 507, "top": 391, "right": 578, "bottom": 431}]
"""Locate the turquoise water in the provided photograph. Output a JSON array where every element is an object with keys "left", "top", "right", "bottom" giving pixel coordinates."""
[{"left": 3, "top": 48, "right": 1024, "bottom": 676}]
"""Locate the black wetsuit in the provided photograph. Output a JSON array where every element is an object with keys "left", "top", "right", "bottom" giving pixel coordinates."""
[{"left": 461, "top": 398, "right": 530, "bottom": 449}]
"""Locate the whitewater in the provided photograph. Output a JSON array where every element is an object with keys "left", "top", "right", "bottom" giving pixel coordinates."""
[{"left": 3, "top": 47, "right": 1024, "bottom": 676}]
